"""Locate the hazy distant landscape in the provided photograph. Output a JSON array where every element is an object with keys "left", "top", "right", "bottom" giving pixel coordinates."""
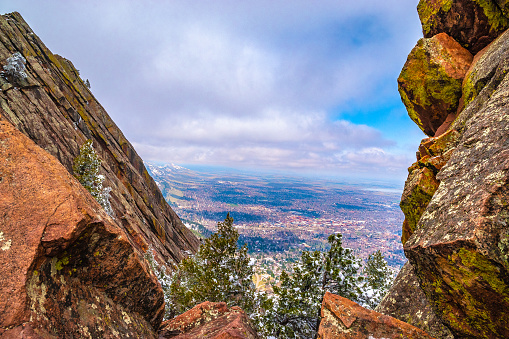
[{"left": 146, "top": 162, "right": 406, "bottom": 278}]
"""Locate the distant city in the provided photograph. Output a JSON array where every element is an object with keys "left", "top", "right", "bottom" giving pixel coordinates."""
[{"left": 146, "top": 162, "right": 406, "bottom": 279}]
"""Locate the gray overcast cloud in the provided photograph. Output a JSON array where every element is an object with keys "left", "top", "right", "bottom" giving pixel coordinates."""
[{"left": 0, "top": 1, "right": 423, "bottom": 180}]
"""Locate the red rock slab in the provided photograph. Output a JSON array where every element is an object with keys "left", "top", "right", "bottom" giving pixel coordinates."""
[
  {"left": 0, "top": 117, "right": 162, "bottom": 337},
  {"left": 159, "top": 302, "right": 259, "bottom": 339},
  {"left": 317, "top": 292, "right": 434, "bottom": 339}
]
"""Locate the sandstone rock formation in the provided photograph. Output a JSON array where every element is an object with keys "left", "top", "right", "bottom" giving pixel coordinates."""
[
  {"left": 382, "top": 1, "right": 509, "bottom": 338},
  {"left": 404, "top": 26, "right": 509, "bottom": 336},
  {"left": 417, "top": 0, "right": 509, "bottom": 54},
  {"left": 398, "top": 32, "right": 472, "bottom": 137},
  {"left": 159, "top": 302, "right": 259, "bottom": 339},
  {"left": 317, "top": 292, "right": 433, "bottom": 339},
  {"left": 0, "top": 116, "right": 163, "bottom": 337},
  {"left": 0, "top": 12, "right": 200, "bottom": 267}
]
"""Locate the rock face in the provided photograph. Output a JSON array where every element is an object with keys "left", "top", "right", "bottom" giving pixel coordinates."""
[
  {"left": 387, "top": 1, "right": 509, "bottom": 338},
  {"left": 404, "top": 27, "right": 509, "bottom": 337},
  {"left": 417, "top": 0, "right": 509, "bottom": 54},
  {"left": 376, "top": 262, "right": 454, "bottom": 339},
  {"left": 317, "top": 292, "right": 433, "bottom": 339},
  {"left": 0, "top": 117, "right": 163, "bottom": 337},
  {"left": 398, "top": 32, "right": 472, "bottom": 137},
  {"left": 159, "top": 302, "right": 259, "bottom": 339},
  {"left": 0, "top": 12, "right": 200, "bottom": 267},
  {"left": 462, "top": 27, "right": 509, "bottom": 107}
]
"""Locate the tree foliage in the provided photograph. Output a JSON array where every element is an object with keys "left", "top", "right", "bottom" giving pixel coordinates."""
[
  {"left": 73, "top": 140, "right": 113, "bottom": 217},
  {"left": 148, "top": 214, "right": 393, "bottom": 338},
  {"left": 260, "top": 234, "right": 365, "bottom": 338},
  {"left": 167, "top": 213, "right": 257, "bottom": 318},
  {"left": 362, "top": 250, "right": 393, "bottom": 310}
]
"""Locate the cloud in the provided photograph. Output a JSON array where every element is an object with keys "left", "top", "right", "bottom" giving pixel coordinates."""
[{"left": 0, "top": 0, "right": 422, "bottom": 180}]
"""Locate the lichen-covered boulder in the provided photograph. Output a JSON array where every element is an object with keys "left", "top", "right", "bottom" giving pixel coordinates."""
[
  {"left": 376, "top": 262, "right": 454, "bottom": 339},
  {"left": 317, "top": 292, "right": 433, "bottom": 339},
  {"left": 398, "top": 33, "right": 472, "bottom": 137},
  {"left": 417, "top": 0, "right": 509, "bottom": 54},
  {"left": 400, "top": 129, "right": 459, "bottom": 244},
  {"left": 404, "top": 31, "right": 509, "bottom": 335},
  {"left": 0, "top": 117, "right": 163, "bottom": 338},
  {"left": 159, "top": 301, "right": 259, "bottom": 339}
]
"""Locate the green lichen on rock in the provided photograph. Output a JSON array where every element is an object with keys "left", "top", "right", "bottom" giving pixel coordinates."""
[
  {"left": 495, "top": 0, "right": 509, "bottom": 17},
  {"left": 400, "top": 130, "right": 460, "bottom": 244},
  {"left": 417, "top": 0, "right": 509, "bottom": 54},
  {"left": 474, "top": 0, "right": 509, "bottom": 32},
  {"left": 417, "top": 0, "right": 453, "bottom": 35},
  {"left": 429, "top": 248, "right": 509, "bottom": 337},
  {"left": 398, "top": 34, "right": 471, "bottom": 136},
  {"left": 428, "top": 129, "right": 460, "bottom": 155},
  {"left": 400, "top": 167, "right": 440, "bottom": 244},
  {"left": 55, "top": 255, "right": 70, "bottom": 271}
]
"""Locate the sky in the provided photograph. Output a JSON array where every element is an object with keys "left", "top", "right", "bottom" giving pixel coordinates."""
[{"left": 0, "top": 1, "right": 424, "bottom": 182}]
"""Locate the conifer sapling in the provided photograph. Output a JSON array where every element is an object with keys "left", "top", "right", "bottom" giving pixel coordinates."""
[{"left": 73, "top": 140, "right": 114, "bottom": 217}]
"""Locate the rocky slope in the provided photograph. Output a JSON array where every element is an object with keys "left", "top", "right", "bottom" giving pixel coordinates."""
[
  {"left": 0, "top": 12, "right": 199, "bottom": 266},
  {"left": 379, "top": 0, "right": 509, "bottom": 338},
  {"left": 0, "top": 11, "right": 201, "bottom": 338}
]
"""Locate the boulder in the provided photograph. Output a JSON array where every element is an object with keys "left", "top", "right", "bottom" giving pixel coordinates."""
[
  {"left": 417, "top": 0, "right": 509, "bottom": 54},
  {"left": 376, "top": 262, "right": 454, "bottom": 339},
  {"left": 0, "top": 12, "right": 199, "bottom": 267},
  {"left": 398, "top": 33, "right": 472, "bottom": 137},
  {"left": 159, "top": 302, "right": 259, "bottom": 339},
  {"left": 404, "top": 22, "right": 509, "bottom": 336},
  {"left": 0, "top": 117, "right": 163, "bottom": 337},
  {"left": 317, "top": 292, "right": 433, "bottom": 339}
]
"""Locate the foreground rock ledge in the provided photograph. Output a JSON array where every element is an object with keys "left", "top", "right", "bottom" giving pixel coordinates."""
[
  {"left": 0, "top": 117, "right": 164, "bottom": 338},
  {"left": 159, "top": 301, "right": 259, "bottom": 339},
  {"left": 317, "top": 292, "right": 433, "bottom": 339}
]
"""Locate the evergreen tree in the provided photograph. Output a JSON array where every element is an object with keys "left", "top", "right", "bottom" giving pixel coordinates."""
[
  {"left": 167, "top": 213, "right": 257, "bottom": 318},
  {"left": 73, "top": 140, "right": 113, "bottom": 217},
  {"left": 261, "top": 234, "right": 364, "bottom": 339},
  {"left": 362, "top": 250, "right": 393, "bottom": 310}
]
